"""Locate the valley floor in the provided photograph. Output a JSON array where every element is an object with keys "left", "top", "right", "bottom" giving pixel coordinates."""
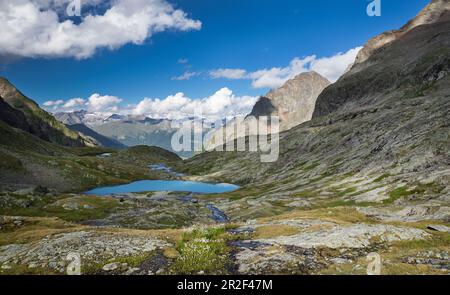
[{"left": 0, "top": 185, "right": 449, "bottom": 275}]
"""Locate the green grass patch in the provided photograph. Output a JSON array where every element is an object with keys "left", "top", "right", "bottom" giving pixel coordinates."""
[
  {"left": 384, "top": 182, "right": 445, "bottom": 204},
  {"left": 384, "top": 186, "right": 412, "bottom": 204},
  {"left": 373, "top": 173, "right": 390, "bottom": 183},
  {"left": 171, "top": 227, "right": 232, "bottom": 274},
  {"left": 336, "top": 187, "right": 358, "bottom": 197}
]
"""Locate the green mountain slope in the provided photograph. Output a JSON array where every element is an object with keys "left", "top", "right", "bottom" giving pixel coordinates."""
[
  {"left": 0, "top": 80, "right": 182, "bottom": 192},
  {"left": 0, "top": 77, "right": 87, "bottom": 147},
  {"left": 0, "top": 118, "right": 182, "bottom": 192}
]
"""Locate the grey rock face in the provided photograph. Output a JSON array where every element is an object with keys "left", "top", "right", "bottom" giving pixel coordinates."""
[
  {"left": 427, "top": 224, "right": 450, "bottom": 233},
  {"left": 54, "top": 110, "right": 88, "bottom": 125},
  {"left": 254, "top": 71, "right": 331, "bottom": 131}
]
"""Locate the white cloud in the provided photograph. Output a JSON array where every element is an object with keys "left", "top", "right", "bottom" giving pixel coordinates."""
[
  {"left": 132, "top": 88, "right": 258, "bottom": 121},
  {"left": 87, "top": 93, "right": 122, "bottom": 112},
  {"left": 0, "top": 0, "right": 201, "bottom": 59},
  {"left": 171, "top": 71, "right": 199, "bottom": 81},
  {"left": 309, "top": 47, "right": 362, "bottom": 82},
  {"left": 43, "top": 99, "right": 64, "bottom": 107},
  {"left": 209, "top": 47, "right": 362, "bottom": 88},
  {"left": 210, "top": 69, "right": 247, "bottom": 80},
  {"left": 43, "top": 88, "right": 257, "bottom": 121},
  {"left": 63, "top": 98, "right": 86, "bottom": 108},
  {"left": 44, "top": 93, "right": 121, "bottom": 112},
  {"left": 248, "top": 55, "right": 316, "bottom": 89}
]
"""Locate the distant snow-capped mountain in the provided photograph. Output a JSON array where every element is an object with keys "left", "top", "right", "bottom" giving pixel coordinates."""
[{"left": 54, "top": 110, "right": 214, "bottom": 158}]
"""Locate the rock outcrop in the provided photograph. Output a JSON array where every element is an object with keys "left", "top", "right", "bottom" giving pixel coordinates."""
[{"left": 250, "top": 71, "right": 331, "bottom": 130}]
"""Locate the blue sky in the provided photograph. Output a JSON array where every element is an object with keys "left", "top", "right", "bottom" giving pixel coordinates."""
[{"left": 0, "top": 0, "right": 430, "bottom": 118}]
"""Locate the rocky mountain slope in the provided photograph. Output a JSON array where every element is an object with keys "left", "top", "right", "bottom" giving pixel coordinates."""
[
  {"left": 183, "top": 1, "right": 450, "bottom": 221},
  {"left": 54, "top": 110, "right": 88, "bottom": 125},
  {"left": 250, "top": 71, "right": 330, "bottom": 130},
  {"left": 353, "top": 0, "right": 450, "bottom": 66},
  {"left": 167, "top": 2, "right": 450, "bottom": 274},
  {"left": 0, "top": 78, "right": 88, "bottom": 147},
  {"left": 314, "top": 1, "right": 450, "bottom": 118}
]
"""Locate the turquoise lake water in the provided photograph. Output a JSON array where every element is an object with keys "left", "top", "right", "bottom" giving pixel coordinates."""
[{"left": 84, "top": 180, "right": 240, "bottom": 196}]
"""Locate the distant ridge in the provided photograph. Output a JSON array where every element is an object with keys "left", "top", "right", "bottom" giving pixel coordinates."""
[{"left": 0, "top": 77, "right": 89, "bottom": 147}]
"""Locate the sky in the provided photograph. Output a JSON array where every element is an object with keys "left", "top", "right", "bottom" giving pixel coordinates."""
[{"left": 0, "top": 0, "right": 430, "bottom": 120}]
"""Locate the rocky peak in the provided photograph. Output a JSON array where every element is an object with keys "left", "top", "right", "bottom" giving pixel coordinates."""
[
  {"left": 206, "top": 72, "right": 330, "bottom": 150},
  {"left": 249, "top": 71, "right": 330, "bottom": 131},
  {"left": 354, "top": 0, "right": 450, "bottom": 66},
  {"left": 54, "top": 110, "right": 88, "bottom": 125}
]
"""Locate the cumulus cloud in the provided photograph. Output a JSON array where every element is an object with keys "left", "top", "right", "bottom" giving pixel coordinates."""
[
  {"left": 209, "top": 47, "right": 362, "bottom": 88},
  {"left": 63, "top": 97, "right": 86, "bottom": 108},
  {"left": 43, "top": 93, "right": 122, "bottom": 113},
  {"left": 132, "top": 88, "right": 258, "bottom": 121},
  {"left": 0, "top": 0, "right": 202, "bottom": 59},
  {"left": 309, "top": 47, "right": 363, "bottom": 82},
  {"left": 87, "top": 93, "right": 122, "bottom": 112},
  {"left": 43, "top": 88, "right": 257, "bottom": 121}
]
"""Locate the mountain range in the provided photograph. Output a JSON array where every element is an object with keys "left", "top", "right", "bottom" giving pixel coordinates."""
[
  {"left": 54, "top": 70, "right": 331, "bottom": 154},
  {"left": 53, "top": 111, "right": 201, "bottom": 157}
]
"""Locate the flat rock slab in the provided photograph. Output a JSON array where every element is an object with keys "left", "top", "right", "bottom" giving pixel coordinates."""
[
  {"left": 254, "top": 224, "right": 429, "bottom": 249},
  {"left": 0, "top": 231, "right": 169, "bottom": 273},
  {"left": 427, "top": 224, "right": 450, "bottom": 233}
]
